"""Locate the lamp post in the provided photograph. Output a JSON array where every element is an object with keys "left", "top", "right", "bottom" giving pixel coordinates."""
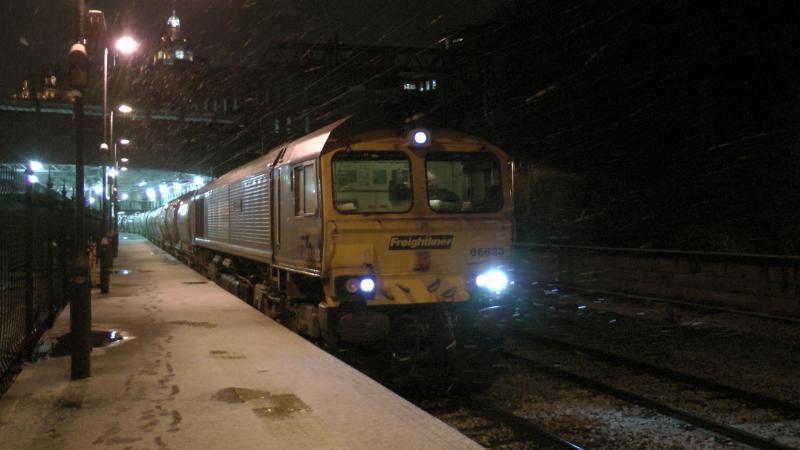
[
  {"left": 112, "top": 132, "right": 131, "bottom": 256},
  {"left": 99, "top": 32, "right": 138, "bottom": 283},
  {"left": 69, "top": 0, "right": 91, "bottom": 380}
]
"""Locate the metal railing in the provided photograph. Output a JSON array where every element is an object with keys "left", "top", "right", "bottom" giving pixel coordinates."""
[{"left": 0, "top": 166, "right": 101, "bottom": 394}]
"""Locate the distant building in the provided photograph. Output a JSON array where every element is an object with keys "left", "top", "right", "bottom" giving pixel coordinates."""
[
  {"left": 10, "top": 66, "right": 63, "bottom": 101},
  {"left": 154, "top": 8, "right": 194, "bottom": 65}
]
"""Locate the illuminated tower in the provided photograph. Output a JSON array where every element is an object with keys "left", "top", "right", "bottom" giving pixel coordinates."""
[{"left": 154, "top": 2, "right": 194, "bottom": 65}]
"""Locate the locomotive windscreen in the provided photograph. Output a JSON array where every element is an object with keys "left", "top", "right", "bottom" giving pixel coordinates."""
[
  {"left": 333, "top": 151, "right": 411, "bottom": 213},
  {"left": 425, "top": 152, "right": 502, "bottom": 213}
]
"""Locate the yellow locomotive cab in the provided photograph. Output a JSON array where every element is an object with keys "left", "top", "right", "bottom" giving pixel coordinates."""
[{"left": 320, "top": 128, "right": 513, "bottom": 311}]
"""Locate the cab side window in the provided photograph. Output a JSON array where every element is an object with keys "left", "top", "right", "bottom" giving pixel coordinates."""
[{"left": 292, "top": 161, "right": 317, "bottom": 216}]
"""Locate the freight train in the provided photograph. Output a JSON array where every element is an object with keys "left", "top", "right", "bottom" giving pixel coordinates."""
[{"left": 126, "top": 117, "right": 514, "bottom": 351}]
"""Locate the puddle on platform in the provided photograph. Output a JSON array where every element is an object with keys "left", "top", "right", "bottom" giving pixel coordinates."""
[
  {"left": 252, "top": 395, "right": 310, "bottom": 418},
  {"left": 215, "top": 387, "right": 270, "bottom": 403},
  {"left": 42, "top": 329, "right": 128, "bottom": 358},
  {"left": 168, "top": 320, "right": 217, "bottom": 328},
  {"left": 214, "top": 388, "right": 311, "bottom": 418}
]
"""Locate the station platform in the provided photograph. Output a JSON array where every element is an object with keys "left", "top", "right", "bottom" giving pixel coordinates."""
[{"left": 0, "top": 234, "right": 480, "bottom": 450}]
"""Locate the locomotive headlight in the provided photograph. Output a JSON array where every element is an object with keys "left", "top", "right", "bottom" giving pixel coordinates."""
[
  {"left": 342, "top": 276, "right": 376, "bottom": 296},
  {"left": 475, "top": 269, "right": 509, "bottom": 292},
  {"left": 345, "top": 278, "right": 360, "bottom": 294},
  {"left": 359, "top": 278, "right": 375, "bottom": 293}
]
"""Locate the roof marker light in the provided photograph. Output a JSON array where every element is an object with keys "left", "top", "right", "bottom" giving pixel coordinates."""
[{"left": 408, "top": 128, "right": 431, "bottom": 147}]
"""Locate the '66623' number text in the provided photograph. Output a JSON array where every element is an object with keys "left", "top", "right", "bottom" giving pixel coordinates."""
[{"left": 470, "top": 247, "right": 504, "bottom": 257}]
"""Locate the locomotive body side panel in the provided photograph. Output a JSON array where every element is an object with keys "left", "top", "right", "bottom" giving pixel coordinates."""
[
  {"left": 272, "top": 160, "right": 323, "bottom": 275},
  {"left": 206, "top": 184, "right": 230, "bottom": 244},
  {"left": 190, "top": 119, "right": 345, "bottom": 269},
  {"left": 229, "top": 171, "right": 271, "bottom": 252}
]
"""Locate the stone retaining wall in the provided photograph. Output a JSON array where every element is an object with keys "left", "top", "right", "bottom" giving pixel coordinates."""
[{"left": 519, "top": 245, "right": 800, "bottom": 315}]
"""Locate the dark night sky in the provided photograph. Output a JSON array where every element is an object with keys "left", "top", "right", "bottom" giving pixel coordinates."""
[
  {"left": 0, "top": 0, "right": 507, "bottom": 95},
  {"left": 3, "top": 1, "right": 799, "bottom": 252}
]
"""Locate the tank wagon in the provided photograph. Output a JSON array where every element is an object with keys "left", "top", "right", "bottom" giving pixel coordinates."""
[{"left": 128, "top": 117, "right": 514, "bottom": 347}]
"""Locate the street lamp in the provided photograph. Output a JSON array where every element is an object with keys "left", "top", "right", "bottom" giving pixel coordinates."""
[
  {"left": 114, "top": 36, "right": 139, "bottom": 54},
  {"left": 99, "top": 28, "right": 139, "bottom": 289}
]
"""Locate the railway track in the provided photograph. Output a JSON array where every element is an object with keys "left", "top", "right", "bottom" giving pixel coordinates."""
[
  {"left": 517, "top": 331, "right": 800, "bottom": 418},
  {"left": 548, "top": 283, "right": 800, "bottom": 325},
  {"left": 417, "top": 394, "right": 584, "bottom": 450},
  {"left": 501, "top": 341, "right": 797, "bottom": 450}
]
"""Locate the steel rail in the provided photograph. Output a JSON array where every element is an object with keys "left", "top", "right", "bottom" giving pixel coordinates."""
[
  {"left": 517, "top": 331, "right": 800, "bottom": 417},
  {"left": 501, "top": 350, "right": 796, "bottom": 450},
  {"left": 424, "top": 395, "right": 585, "bottom": 450},
  {"left": 553, "top": 284, "right": 800, "bottom": 325}
]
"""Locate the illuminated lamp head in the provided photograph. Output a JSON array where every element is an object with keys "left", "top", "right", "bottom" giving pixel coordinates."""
[
  {"left": 408, "top": 128, "right": 431, "bottom": 147},
  {"left": 359, "top": 278, "right": 375, "bottom": 293},
  {"left": 475, "top": 269, "right": 510, "bottom": 293}
]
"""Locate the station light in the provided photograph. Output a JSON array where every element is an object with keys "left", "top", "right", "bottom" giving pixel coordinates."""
[
  {"left": 108, "top": 168, "right": 119, "bottom": 178},
  {"left": 119, "top": 138, "right": 130, "bottom": 145},
  {"left": 138, "top": 181, "right": 147, "bottom": 187},
  {"left": 117, "top": 104, "right": 133, "bottom": 114},
  {"left": 88, "top": 197, "right": 96, "bottom": 204},
  {"left": 120, "top": 193, "right": 129, "bottom": 200},
  {"left": 193, "top": 176, "right": 203, "bottom": 185},
  {"left": 120, "top": 158, "right": 129, "bottom": 163},
  {"left": 145, "top": 188, "right": 157, "bottom": 201},
  {"left": 29, "top": 160, "right": 44, "bottom": 172},
  {"left": 121, "top": 167, "right": 128, "bottom": 171},
  {"left": 27, "top": 175, "right": 39, "bottom": 184},
  {"left": 158, "top": 184, "right": 169, "bottom": 194},
  {"left": 93, "top": 184, "right": 103, "bottom": 195}
]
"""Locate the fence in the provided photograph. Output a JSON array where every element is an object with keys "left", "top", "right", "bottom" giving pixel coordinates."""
[{"left": 0, "top": 166, "right": 101, "bottom": 394}]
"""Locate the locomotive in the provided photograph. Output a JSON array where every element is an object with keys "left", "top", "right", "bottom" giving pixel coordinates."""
[{"left": 127, "top": 117, "right": 514, "bottom": 350}]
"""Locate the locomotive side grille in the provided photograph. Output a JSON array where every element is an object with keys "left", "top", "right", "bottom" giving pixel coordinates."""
[
  {"left": 207, "top": 184, "right": 230, "bottom": 242},
  {"left": 229, "top": 172, "right": 270, "bottom": 250}
]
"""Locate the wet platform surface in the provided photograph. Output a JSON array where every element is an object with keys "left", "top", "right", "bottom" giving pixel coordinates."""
[{"left": 0, "top": 234, "right": 480, "bottom": 449}]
